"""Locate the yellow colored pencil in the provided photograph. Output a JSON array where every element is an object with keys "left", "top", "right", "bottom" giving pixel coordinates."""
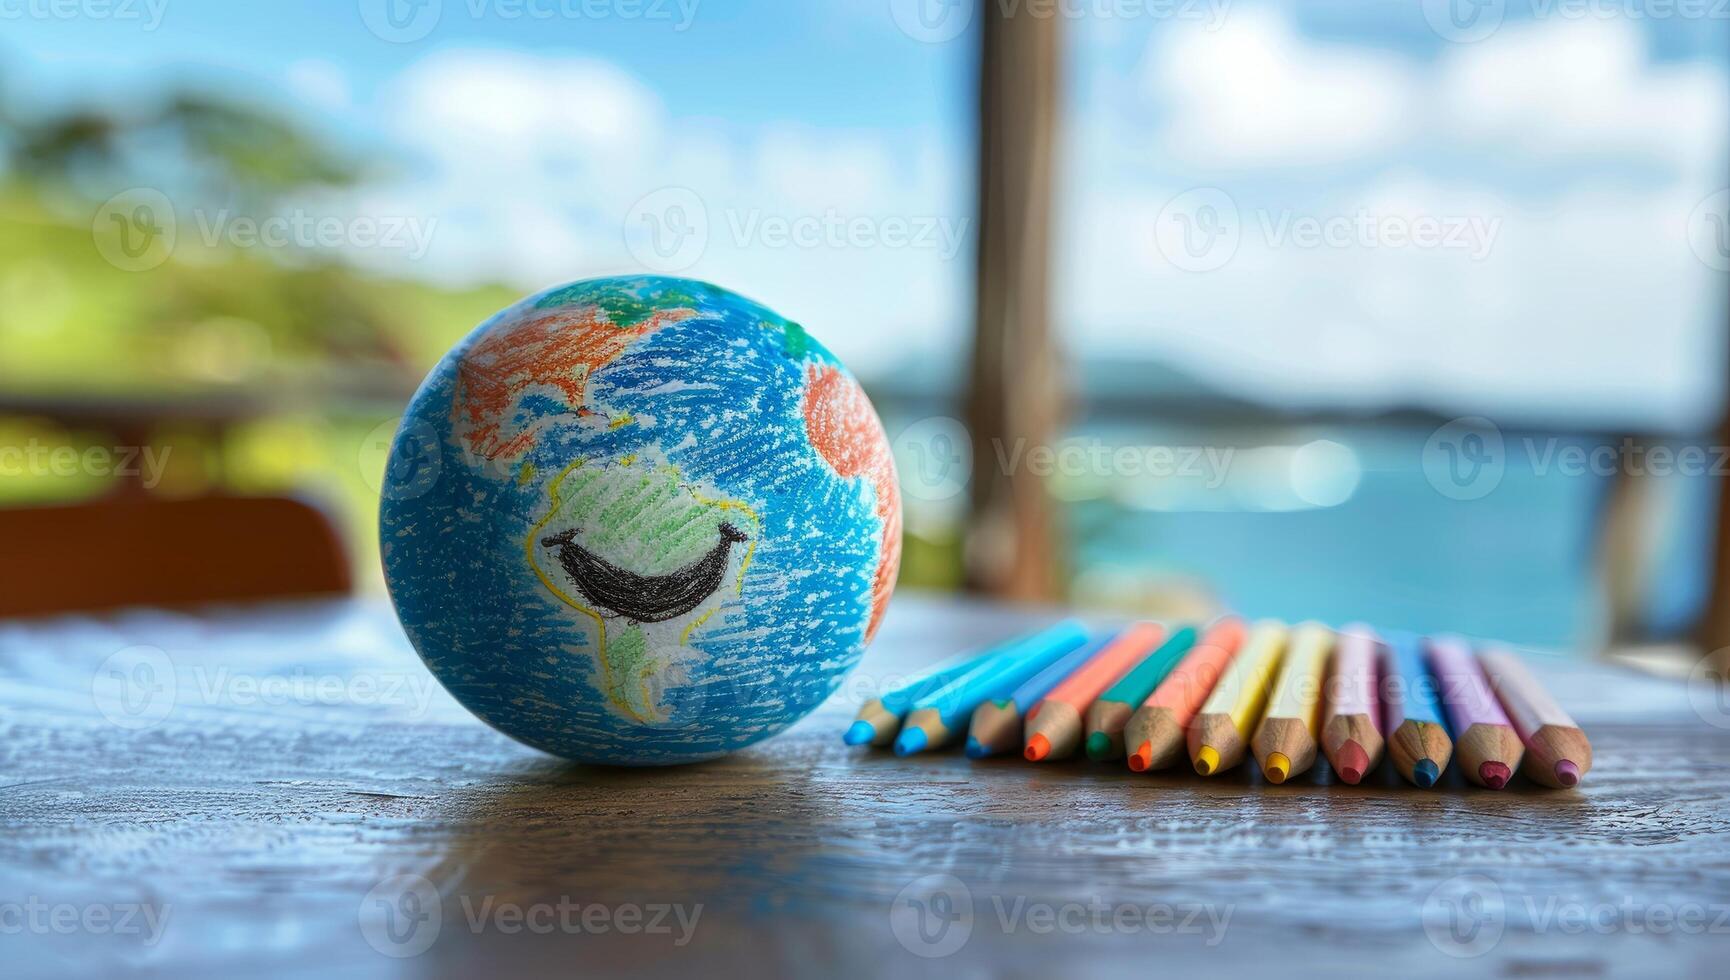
[
  {"left": 1251, "top": 622, "right": 1334, "bottom": 784},
  {"left": 1188, "top": 620, "right": 1288, "bottom": 776}
]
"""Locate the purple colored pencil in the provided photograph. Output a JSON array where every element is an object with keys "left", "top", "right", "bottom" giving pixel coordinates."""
[{"left": 1427, "top": 635, "right": 1525, "bottom": 789}]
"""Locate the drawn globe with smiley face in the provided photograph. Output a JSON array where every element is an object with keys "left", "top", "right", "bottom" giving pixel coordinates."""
[{"left": 380, "top": 276, "right": 901, "bottom": 764}]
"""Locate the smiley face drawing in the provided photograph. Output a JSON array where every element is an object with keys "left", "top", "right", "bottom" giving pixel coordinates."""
[{"left": 526, "top": 448, "right": 760, "bottom": 724}]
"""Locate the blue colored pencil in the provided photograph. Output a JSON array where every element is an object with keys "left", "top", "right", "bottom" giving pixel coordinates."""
[
  {"left": 844, "top": 646, "right": 1008, "bottom": 747},
  {"left": 965, "top": 632, "right": 1116, "bottom": 758},
  {"left": 894, "top": 621, "right": 1090, "bottom": 755},
  {"left": 1380, "top": 632, "right": 1454, "bottom": 787}
]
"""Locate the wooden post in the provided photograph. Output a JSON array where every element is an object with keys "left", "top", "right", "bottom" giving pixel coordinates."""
[
  {"left": 1696, "top": 417, "right": 1730, "bottom": 673},
  {"left": 963, "top": 3, "right": 1064, "bottom": 601}
]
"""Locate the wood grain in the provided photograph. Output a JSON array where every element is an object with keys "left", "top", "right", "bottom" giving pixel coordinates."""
[{"left": 2, "top": 596, "right": 1728, "bottom": 978}]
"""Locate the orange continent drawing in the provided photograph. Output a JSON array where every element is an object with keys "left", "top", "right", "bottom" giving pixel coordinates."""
[{"left": 802, "top": 364, "right": 901, "bottom": 642}]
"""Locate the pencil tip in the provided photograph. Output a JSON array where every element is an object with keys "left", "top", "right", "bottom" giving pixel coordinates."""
[
  {"left": 1084, "top": 731, "right": 1112, "bottom": 761},
  {"left": 842, "top": 721, "right": 874, "bottom": 746},
  {"left": 1336, "top": 739, "right": 1369, "bottom": 785},
  {"left": 1554, "top": 759, "right": 1581, "bottom": 787},
  {"left": 1024, "top": 734, "right": 1050, "bottom": 762},
  {"left": 893, "top": 728, "right": 927, "bottom": 756},
  {"left": 1479, "top": 761, "right": 1510, "bottom": 790},
  {"left": 1128, "top": 742, "right": 1152, "bottom": 772},
  {"left": 1194, "top": 745, "right": 1220, "bottom": 776},
  {"left": 964, "top": 736, "right": 986, "bottom": 759},
  {"left": 1264, "top": 752, "right": 1291, "bottom": 784},
  {"left": 1413, "top": 759, "right": 1440, "bottom": 788}
]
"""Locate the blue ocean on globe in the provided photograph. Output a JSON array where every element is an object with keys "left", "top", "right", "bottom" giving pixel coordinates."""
[{"left": 380, "top": 276, "right": 901, "bottom": 765}]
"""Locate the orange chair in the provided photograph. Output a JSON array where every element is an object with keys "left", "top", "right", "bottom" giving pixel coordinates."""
[{"left": 0, "top": 494, "right": 351, "bottom": 617}]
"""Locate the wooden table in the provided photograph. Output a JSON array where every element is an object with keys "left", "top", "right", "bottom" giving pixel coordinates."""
[{"left": 3, "top": 595, "right": 1728, "bottom": 978}]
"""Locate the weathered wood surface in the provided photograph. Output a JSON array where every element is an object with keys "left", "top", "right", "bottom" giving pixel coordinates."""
[{"left": 2, "top": 596, "right": 1729, "bottom": 978}]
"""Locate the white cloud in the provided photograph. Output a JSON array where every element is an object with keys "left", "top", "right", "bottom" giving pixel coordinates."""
[
  {"left": 1140, "top": 8, "right": 1420, "bottom": 167},
  {"left": 353, "top": 48, "right": 969, "bottom": 378},
  {"left": 1438, "top": 18, "right": 1729, "bottom": 180},
  {"left": 1070, "top": 10, "right": 1730, "bottom": 429}
]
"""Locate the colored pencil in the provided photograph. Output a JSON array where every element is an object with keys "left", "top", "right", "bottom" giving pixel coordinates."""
[
  {"left": 845, "top": 645, "right": 1008, "bottom": 747},
  {"left": 1126, "top": 618, "right": 1247, "bottom": 772},
  {"left": 967, "top": 632, "right": 1114, "bottom": 759},
  {"left": 1251, "top": 622, "right": 1334, "bottom": 784},
  {"left": 1321, "top": 624, "right": 1384, "bottom": 785},
  {"left": 1381, "top": 632, "right": 1453, "bottom": 787},
  {"left": 1084, "top": 626, "right": 1199, "bottom": 760},
  {"left": 894, "top": 621, "right": 1090, "bottom": 755},
  {"left": 1188, "top": 620, "right": 1288, "bottom": 776},
  {"left": 1024, "top": 622, "right": 1166, "bottom": 761},
  {"left": 1479, "top": 647, "right": 1592, "bottom": 788},
  {"left": 1428, "top": 635, "right": 1524, "bottom": 789}
]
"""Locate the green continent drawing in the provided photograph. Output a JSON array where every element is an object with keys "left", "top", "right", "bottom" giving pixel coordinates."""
[{"left": 527, "top": 449, "right": 759, "bottom": 723}]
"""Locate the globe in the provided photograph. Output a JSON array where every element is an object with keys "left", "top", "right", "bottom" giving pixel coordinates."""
[{"left": 380, "top": 276, "right": 902, "bottom": 764}]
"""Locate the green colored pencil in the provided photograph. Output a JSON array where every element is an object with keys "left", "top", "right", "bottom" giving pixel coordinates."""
[{"left": 1084, "top": 626, "right": 1198, "bottom": 760}]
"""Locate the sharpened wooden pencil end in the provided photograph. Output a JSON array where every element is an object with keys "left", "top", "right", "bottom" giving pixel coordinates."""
[
  {"left": 1264, "top": 752, "right": 1291, "bottom": 784},
  {"left": 1025, "top": 734, "right": 1051, "bottom": 762},
  {"left": 1194, "top": 745, "right": 1220, "bottom": 776},
  {"left": 1555, "top": 759, "right": 1581, "bottom": 787},
  {"left": 1128, "top": 742, "right": 1152, "bottom": 772},
  {"left": 1335, "top": 739, "right": 1369, "bottom": 785},
  {"left": 1479, "top": 761, "right": 1510, "bottom": 790}
]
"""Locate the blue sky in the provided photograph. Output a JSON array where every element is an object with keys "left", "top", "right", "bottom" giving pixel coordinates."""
[{"left": 6, "top": 0, "right": 1729, "bottom": 428}]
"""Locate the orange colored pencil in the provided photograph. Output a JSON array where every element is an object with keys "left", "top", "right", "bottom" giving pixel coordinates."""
[
  {"left": 1024, "top": 622, "right": 1165, "bottom": 761},
  {"left": 1126, "top": 618, "right": 1246, "bottom": 772}
]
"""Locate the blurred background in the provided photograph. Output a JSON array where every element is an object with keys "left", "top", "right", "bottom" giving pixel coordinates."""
[{"left": 2, "top": 0, "right": 1727, "bottom": 659}]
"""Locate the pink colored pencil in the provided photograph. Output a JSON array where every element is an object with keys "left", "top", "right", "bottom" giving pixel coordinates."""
[
  {"left": 1427, "top": 636, "right": 1524, "bottom": 789},
  {"left": 1321, "top": 624, "right": 1383, "bottom": 784},
  {"left": 1478, "top": 647, "right": 1592, "bottom": 788}
]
